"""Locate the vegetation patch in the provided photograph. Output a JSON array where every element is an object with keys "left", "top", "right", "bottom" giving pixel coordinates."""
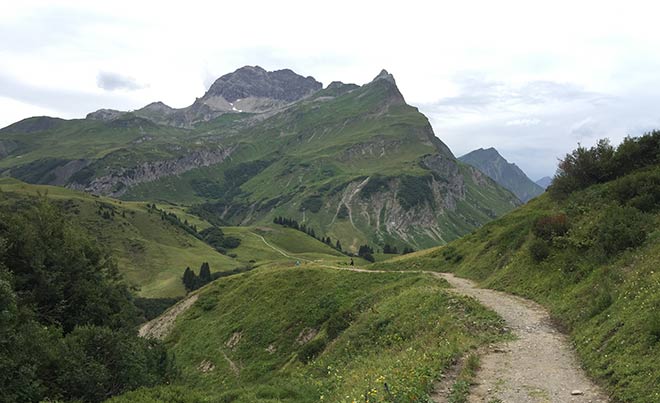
[{"left": 397, "top": 174, "right": 434, "bottom": 210}]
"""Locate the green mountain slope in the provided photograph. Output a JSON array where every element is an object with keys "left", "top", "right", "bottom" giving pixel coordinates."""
[
  {"left": 0, "top": 178, "right": 239, "bottom": 297},
  {"left": 459, "top": 147, "right": 544, "bottom": 202},
  {"left": 372, "top": 133, "right": 660, "bottom": 402},
  {"left": 0, "top": 68, "right": 520, "bottom": 251},
  {"left": 109, "top": 266, "right": 506, "bottom": 402},
  {"left": 0, "top": 178, "right": 350, "bottom": 298}
]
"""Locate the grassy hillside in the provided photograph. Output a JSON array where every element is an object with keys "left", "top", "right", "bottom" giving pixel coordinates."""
[
  {"left": 0, "top": 178, "right": 239, "bottom": 297},
  {"left": 108, "top": 266, "right": 507, "bottom": 402},
  {"left": 371, "top": 161, "right": 660, "bottom": 401},
  {"left": 0, "top": 178, "right": 362, "bottom": 297}
]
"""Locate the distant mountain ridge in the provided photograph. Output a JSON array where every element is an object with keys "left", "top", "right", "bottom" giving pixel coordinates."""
[
  {"left": 459, "top": 147, "right": 544, "bottom": 202},
  {"left": 535, "top": 176, "right": 552, "bottom": 189}
]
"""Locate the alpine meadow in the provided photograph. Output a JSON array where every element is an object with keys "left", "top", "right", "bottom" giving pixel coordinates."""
[{"left": 1, "top": 2, "right": 659, "bottom": 402}]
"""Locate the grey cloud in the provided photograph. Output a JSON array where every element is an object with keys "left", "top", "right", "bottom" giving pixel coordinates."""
[
  {"left": 420, "top": 76, "right": 660, "bottom": 180},
  {"left": 0, "top": 71, "right": 141, "bottom": 118},
  {"left": 428, "top": 74, "right": 607, "bottom": 114},
  {"left": 96, "top": 71, "right": 146, "bottom": 91}
]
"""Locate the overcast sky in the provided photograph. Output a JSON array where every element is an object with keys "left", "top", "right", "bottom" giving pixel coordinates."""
[{"left": 2, "top": 0, "right": 659, "bottom": 179}]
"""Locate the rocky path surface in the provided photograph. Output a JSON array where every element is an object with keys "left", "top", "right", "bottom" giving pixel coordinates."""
[{"left": 434, "top": 273, "right": 609, "bottom": 403}]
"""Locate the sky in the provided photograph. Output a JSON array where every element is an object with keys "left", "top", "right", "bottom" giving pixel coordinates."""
[{"left": 1, "top": 0, "right": 659, "bottom": 179}]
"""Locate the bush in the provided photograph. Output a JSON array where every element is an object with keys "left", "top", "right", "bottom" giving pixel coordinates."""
[
  {"left": 300, "top": 196, "right": 323, "bottom": 213},
  {"left": 550, "top": 131, "right": 660, "bottom": 198},
  {"left": 533, "top": 213, "right": 569, "bottom": 241},
  {"left": 609, "top": 168, "right": 660, "bottom": 212},
  {"left": 327, "top": 310, "right": 353, "bottom": 339},
  {"left": 398, "top": 175, "right": 433, "bottom": 210},
  {"left": 596, "top": 205, "right": 649, "bottom": 256},
  {"left": 57, "top": 326, "right": 172, "bottom": 402},
  {"left": 298, "top": 337, "right": 326, "bottom": 363},
  {"left": 529, "top": 238, "right": 550, "bottom": 262},
  {"left": 442, "top": 247, "right": 463, "bottom": 263}
]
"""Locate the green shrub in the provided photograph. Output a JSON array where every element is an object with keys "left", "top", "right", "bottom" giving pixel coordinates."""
[
  {"left": 442, "top": 247, "right": 463, "bottom": 263},
  {"left": 327, "top": 309, "right": 353, "bottom": 339},
  {"left": 398, "top": 174, "right": 433, "bottom": 210},
  {"left": 300, "top": 195, "right": 323, "bottom": 213},
  {"left": 596, "top": 205, "right": 649, "bottom": 256},
  {"left": 533, "top": 213, "right": 569, "bottom": 241},
  {"left": 359, "top": 175, "right": 391, "bottom": 199},
  {"left": 298, "top": 337, "right": 326, "bottom": 363},
  {"left": 609, "top": 168, "right": 660, "bottom": 212},
  {"left": 529, "top": 238, "right": 550, "bottom": 262}
]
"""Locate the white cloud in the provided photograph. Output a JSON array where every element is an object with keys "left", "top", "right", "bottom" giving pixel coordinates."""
[
  {"left": 506, "top": 118, "right": 541, "bottom": 127},
  {"left": 1, "top": 0, "right": 660, "bottom": 178}
]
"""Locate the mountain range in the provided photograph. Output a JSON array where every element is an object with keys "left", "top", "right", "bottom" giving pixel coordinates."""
[
  {"left": 0, "top": 66, "right": 520, "bottom": 251},
  {"left": 459, "top": 147, "right": 544, "bottom": 202}
]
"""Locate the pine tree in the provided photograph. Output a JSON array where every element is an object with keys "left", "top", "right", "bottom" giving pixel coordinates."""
[
  {"left": 182, "top": 267, "right": 196, "bottom": 291},
  {"left": 199, "top": 262, "right": 211, "bottom": 285},
  {"left": 335, "top": 240, "right": 342, "bottom": 251}
]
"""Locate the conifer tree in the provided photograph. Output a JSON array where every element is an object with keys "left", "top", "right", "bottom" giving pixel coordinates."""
[
  {"left": 199, "top": 262, "right": 211, "bottom": 285},
  {"left": 182, "top": 267, "right": 196, "bottom": 291}
]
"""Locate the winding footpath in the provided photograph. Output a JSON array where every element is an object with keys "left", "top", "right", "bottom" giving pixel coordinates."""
[
  {"left": 142, "top": 234, "right": 610, "bottom": 403},
  {"left": 434, "top": 273, "right": 609, "bottom": 403},
  {"left": 250, "top": 233, "right": 609, "bottom": 402}
]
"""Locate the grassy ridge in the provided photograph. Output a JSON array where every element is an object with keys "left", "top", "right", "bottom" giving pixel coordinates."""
[
  {"left": 370, "top": 168, "right": 660, "bottom": 402},
  {"left": 109, "top": 266, "right": 507, "bottom": 402}
]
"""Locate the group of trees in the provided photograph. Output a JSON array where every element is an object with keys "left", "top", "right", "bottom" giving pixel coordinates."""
[
  {"left": 181, "top": 262, "right": 255, "bottom": 292},
  {"left": 0, "top": 199, "right": 171, "bottom": 403},
  {"left": 357, "top": 244, "right": 375, "bottom": 262},
  {"left": 550, "top": 131, "right": 660, "bottom": 198},
  {"left": 199, "top": 226, "right": 241, "bottom": 254},
  {"left": 147, "top": 203, "right": 241, "bottom": 254},
  {"left": 382, "top": 243, "right": 415, "bottom": 255},
  {"left": 182, "top": 262, "right": 212, "bottom": 292},
  {"left": 273, "top": 216, "right": 344, "bottom": 252}
]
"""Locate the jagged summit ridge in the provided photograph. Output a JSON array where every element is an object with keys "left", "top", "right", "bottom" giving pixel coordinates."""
[
  {"left": 372, "top": 69, "right": 396, "bottom": 84},
  {"left": 204, "top": 65, "right": 322, "bottom": 103}
]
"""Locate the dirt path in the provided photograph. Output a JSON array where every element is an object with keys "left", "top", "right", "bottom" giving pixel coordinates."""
[
  {"left": 139, "top": 294, "right": 198, "bottom": 340},
  {"left": 434, "top": 273, "right": 609, "bottom": 403}
]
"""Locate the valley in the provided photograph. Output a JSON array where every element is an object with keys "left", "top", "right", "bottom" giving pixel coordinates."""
[{"left": 1, "top": 63, "right": 658, "bottom": 403}]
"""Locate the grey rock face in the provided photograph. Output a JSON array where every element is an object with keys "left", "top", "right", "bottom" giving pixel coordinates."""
[
  {"left": 204, "top": 66, "right": 322, "bottom": 103},
  {"left": 86, "top": 109, "right": 125, "bottom": 122},
  {"left": 73, "top": 146, "right": 236, "bottom": 197}
]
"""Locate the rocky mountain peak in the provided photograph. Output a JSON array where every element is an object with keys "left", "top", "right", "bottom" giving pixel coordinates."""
[
  {"left": 140, "top": 101, "right": 173, "bottom": 112},
  {"left": 203, "top": 65, "right": 322, "bottom": 103},
  {"left": 372, "top": 69, "right": 396, "bottom": 85},
  {"left": 459, "top": 147, "right": 544, "bottom": 203}
]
